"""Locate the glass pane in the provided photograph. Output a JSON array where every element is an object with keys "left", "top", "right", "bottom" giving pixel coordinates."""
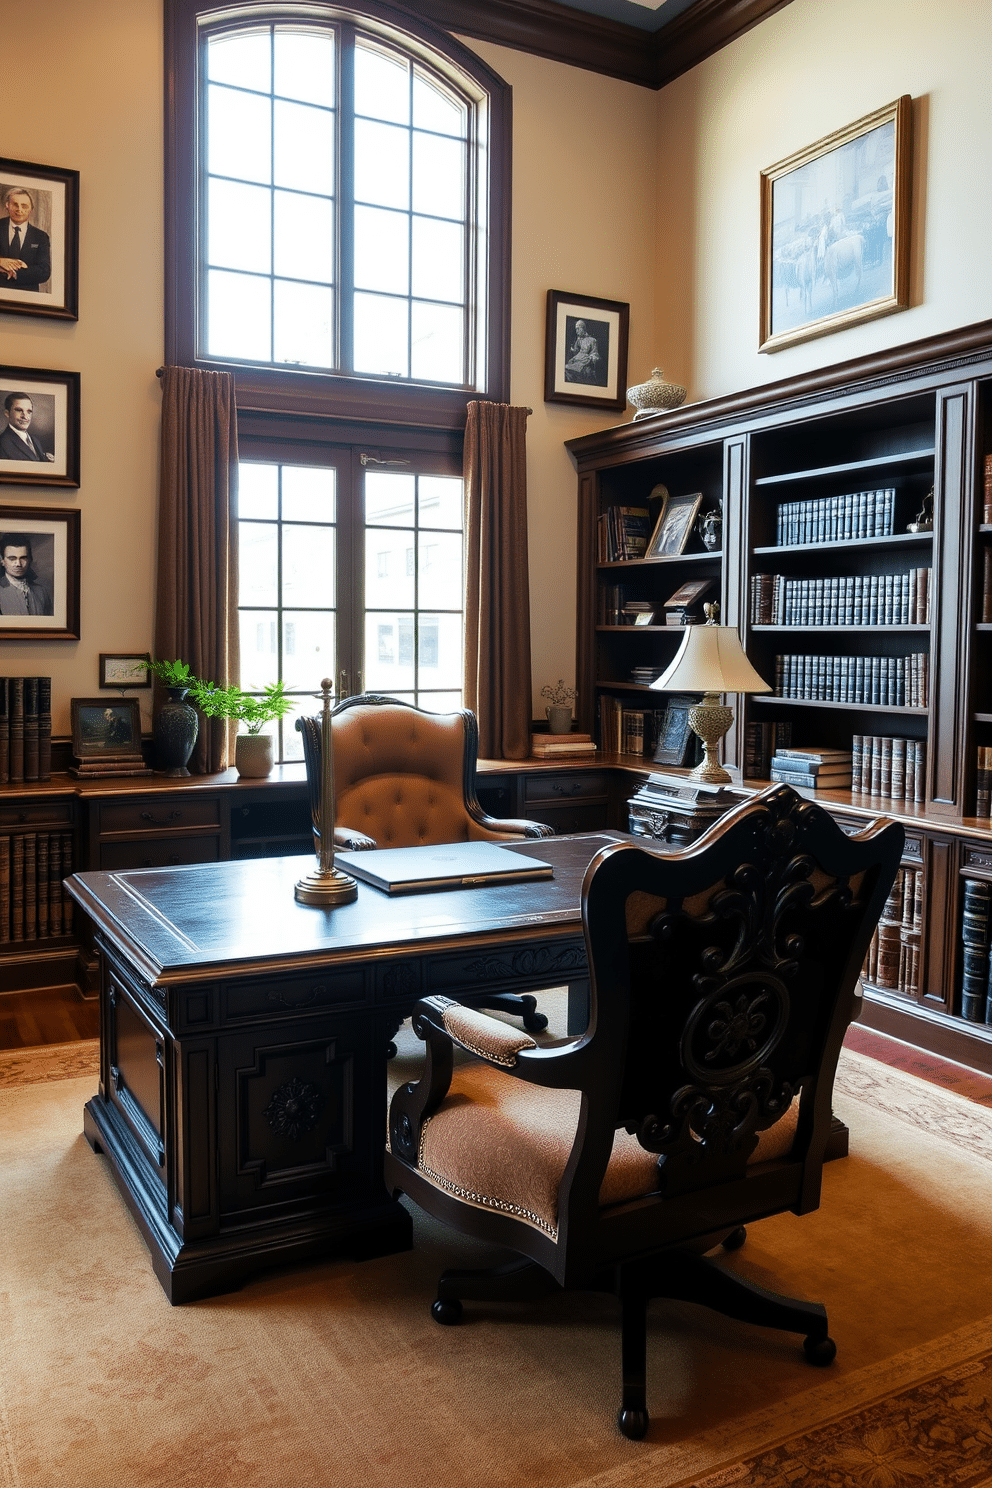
[
  {"left": 274, "top": 191, "right": 334, "bottom": 283},
  {"left": 274, "top": 99, "right": 335, "bottom": 195},
  {"left": 208, "top": 179, "right": 271, "bottom": 273},
  {"left": 364, "top": 611, "right": 414, "bottom": 693},
  {"left": 239, "top": 610, "right": 279, "bottom": 688},
  {"left": 207, "top": 270, "right": 271, "bottom": 360},
  {"left": 238, "top": 463, "right": 279, "bottom": 520},
  {"left": 417, "top": 690, "right": 463, "bottom": 712},
  {"left": 274, "top": 280, "right": 334, "bottom": 368},
  {"left": 420, "top": 612, "right": 462, "bottom": 690},
  {"left": 418, "top": 531, "right": 462, "bottom": 608},
  {"left": 411, "top": 217, "right": 463, "bottom": 303},
  {"left": 274, "top": 28, "right": 335, "bottom": 107},
  {"left": 365, "top": 532, "right": 415, "bottom": 609},
  {"left": 355, "top": 42, "right": 409, "bottom": 124},
  {"left": 354, "top": 205, "right": 408, "bottom": 295},
  {"left": 365, "top": 471, "right": 415, "bottom": 526},
  {"left": 412, "top": 133, "right": 464, "bottom": 219},
  {"left": 413, "top": 72, "right": 466, "bottom": 138},
  {"left": 282, "top": 611, "right": 336, "bottom": 692},
  {"left": 283, "top": 524, "right": 335, "bottom": 605},
  {"left": 354, "top": 119, "right": 409, "bottom": 210},
  {"left": 353, "top": 292, "right": 408, "bottom": 376},
  {"left": 411, "top": 301, "right": 463, "bottom": 384},
  {"left": 208, "top": 85, "right": 271, "bottom": 184},
  {"left": 279, "top": 692, "right": 320, "bottom": 762},
  {"left": 282, "top": 465, "right": 335, "bottom": 523},
  {"left": 239, "top": 521, "right": 279, "bottom": 606},
  {"left": 208, "top": 30, "right": 271, "bottom": 93},
  {"left": 417, "top": 475, "right": 462, "bottom": 531}
]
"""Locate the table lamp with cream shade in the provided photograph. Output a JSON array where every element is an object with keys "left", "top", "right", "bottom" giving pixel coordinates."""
[{"left": 650, "top": 614, "right": 772, "bottom": 784}]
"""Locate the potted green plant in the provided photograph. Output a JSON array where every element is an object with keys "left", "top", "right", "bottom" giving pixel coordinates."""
[{"left": 193, "top": 678, "right": 293, "bottom": 777}]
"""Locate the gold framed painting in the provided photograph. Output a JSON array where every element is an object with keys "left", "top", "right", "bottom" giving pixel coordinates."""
[{"left": 759, "top": 96, "right": 912, "bottom": 353}]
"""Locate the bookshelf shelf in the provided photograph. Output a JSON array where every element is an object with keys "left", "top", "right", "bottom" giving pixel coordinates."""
[
  {"left": 751, "top": 696, "right": 928, "bottom": 715},
  {"left": 754, "top": 447, "right": 935, "bottom": 488},
  {"left": 753, "top": 531, "right": 933, "bottom": 557},
  {"left": 753, "top": 624, "right": 929, "bottom": 634},
  {"left": 597, "top": 550, "right": 719, "bottom": 571}
]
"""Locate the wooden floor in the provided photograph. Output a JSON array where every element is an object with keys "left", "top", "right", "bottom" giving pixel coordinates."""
[{"left": 3, "top": 988, "right": 992, "bottom": 1109}]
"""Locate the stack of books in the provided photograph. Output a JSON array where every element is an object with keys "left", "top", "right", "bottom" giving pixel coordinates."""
[
  {"left": 0, "top": 677, "right": 53, "bottom": 784},
  {"left": 769, "top": 746, "right": 853, "bottom": 790},
  {"left": 531, "top": 732, "right": 597, "bottom": 759},
  {"left": 960, "top": 879, "right": 992, "bottom": 1023},
  {"left": 629, "top": 667, "right": 660, "bottom": 685}
]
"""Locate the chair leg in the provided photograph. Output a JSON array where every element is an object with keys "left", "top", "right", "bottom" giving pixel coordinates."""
[
  {"left": 654, "top": 1251, "right": 834, "bottom": 1363},
  {"left": 432, "top": 1256, "right": 557, "bottom": 1326},
  {"left": 617, "top": 1275, "right": 650, "bottom": 1440},
  {"left": 467, "top": 990, "right": 549, "bottom": 1032}
]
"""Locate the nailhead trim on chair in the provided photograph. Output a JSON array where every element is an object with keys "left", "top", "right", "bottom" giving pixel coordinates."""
[
  {"left": 445, "top": 1033, "right": 523, "bottom": 1067},
  {"left": 418, "top": 1121, "right": 558, "bottom": 1238}
]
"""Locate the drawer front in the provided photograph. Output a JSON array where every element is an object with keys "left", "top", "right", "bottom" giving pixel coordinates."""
[
  {"left": 100, "top": 835, "right": 221, "bottom": 871},
  {"left": 523, "top": 771, "right": 607, "bottom": 806},
  {"left": 98, "top": 797, "right": 221, "bottom": 835},
  {"left": 524, "top": 803, "right": 605, "bottom": 836},
  {"left": 0, "top": 799, "right": 74, "bottom": 828}
]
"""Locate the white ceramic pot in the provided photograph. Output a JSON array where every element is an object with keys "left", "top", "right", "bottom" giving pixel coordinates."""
[{"left": 235, "top": 732, "right": 274, "bottom": 778}]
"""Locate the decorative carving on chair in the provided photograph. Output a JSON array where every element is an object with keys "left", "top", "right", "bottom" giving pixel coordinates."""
[{"left": 264, "top": 1077, "right": 325, "bottom": 1141}]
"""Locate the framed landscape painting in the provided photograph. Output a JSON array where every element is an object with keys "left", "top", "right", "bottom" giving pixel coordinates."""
[
  {"left": 0, "top": 156, "right": 79, "bottom": 321},
  {"left": 759, "top": 96, "right": 912, "bottom": 353},
  {"left": 545, "top": 290, "right": 629, "bottom": 410}
]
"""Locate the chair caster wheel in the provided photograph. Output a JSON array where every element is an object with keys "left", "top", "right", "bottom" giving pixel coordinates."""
[
  {"left": 617, "top": 1406, "right": 648, "bottom": 1440},
  {"left": 803, "top": 1333, "right": 836, "bottom": 1366},
  {"left": 523, "top": 1011, "right": 549, "bottom": 1032},
  {"left": 723, "top": 1226, "right": 747, "bottom": 1251},
  {"left": 431, "top": 1297, "right": 462, "bottom": 1326},
  {"left": 386, "top": 1041, "right": 397, "bottom": 1059}
]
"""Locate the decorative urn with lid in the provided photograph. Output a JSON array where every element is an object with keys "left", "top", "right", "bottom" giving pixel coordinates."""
[{"left": 626, "top": 369, "right": 687, "bottom": 421}]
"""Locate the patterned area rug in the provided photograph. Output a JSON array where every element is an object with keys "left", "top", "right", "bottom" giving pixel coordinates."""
[{"left": 0, "top": 1038, "right": 99, "bottom": 1087}]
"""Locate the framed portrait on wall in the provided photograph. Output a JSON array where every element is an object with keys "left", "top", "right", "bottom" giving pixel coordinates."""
[
  {"left": 545, "top": 290, "right": 630, "bottom": 410},
  {"left": 0, "top": 506, "right": 80, "bottom": 640},
  {"left": 0, "top": 156, "right": 79, "bottom": 321},
  {"left": 759, "top": 96, "right": 912, "bottom": 353},
  {"left": 0, "top": 366, "right": 80, "bottom": 487}
]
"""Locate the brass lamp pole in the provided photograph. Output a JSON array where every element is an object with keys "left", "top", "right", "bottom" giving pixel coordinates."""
[{"left": 294, "top": 678, "right": 358, "bottom": 905}]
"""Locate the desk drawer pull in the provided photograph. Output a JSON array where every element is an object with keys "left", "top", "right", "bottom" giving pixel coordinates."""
[
  {"left": 551, "top": 782, "right": 582, "bottom": 796},
  {"left": 139, "top": 810, "right": 183, "bottom": 825}
]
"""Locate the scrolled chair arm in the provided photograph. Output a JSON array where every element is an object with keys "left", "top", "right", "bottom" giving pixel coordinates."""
[{"left": 332, "top": 826, "right": 377, "bottom": 851}]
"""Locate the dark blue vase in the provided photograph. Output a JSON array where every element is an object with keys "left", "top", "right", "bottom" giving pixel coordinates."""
[{"left": 155, "top": 687, "right": 199, "bottom": 776}]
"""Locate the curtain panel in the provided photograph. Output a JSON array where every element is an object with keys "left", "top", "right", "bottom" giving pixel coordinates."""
[
  {"left": 463, "top": 401, "right": 533, "bottom": 760},
  {"left": 155, "top": 366, "right": 240, "bottom": 773}
]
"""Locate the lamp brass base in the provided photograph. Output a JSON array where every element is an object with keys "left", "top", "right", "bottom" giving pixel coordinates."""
[
  {"left": 294, "top": 867, "right": 359, "bottom": 905},
  {"left": 688, "top": 697, "right": 734, "bottom": 786}
]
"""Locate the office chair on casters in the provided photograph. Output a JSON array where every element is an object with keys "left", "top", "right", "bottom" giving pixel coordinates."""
[
  {"left": 296, "top": 693, "right": 558, "bottom": 1034},
  {"left": 385, "top": 784, "right": 904, "bottom": 1439}
]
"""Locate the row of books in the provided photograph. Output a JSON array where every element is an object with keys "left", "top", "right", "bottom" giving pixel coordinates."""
[
  {"left": 769, "top": 746, "right": 852, "bottom": 790},
  {"left": 774, "top": 487, "right": 896, "bottom": 547},
  {"left": 960, "top": 879, "right": 992, "bottom": 1024},
  {"left": 742, "top": 720, "right": 794, "bottom": 780},
  {"left": 864, "top": 865, "right": 923, "bottom": 998},
  {"left": 0, "top": 831, "right": 74, "bottom": 943},
  {"left": 773, "top": 652, "right": 929, "bottom": 708},
  {"left": 749, "top": 568, "right": 931, "bottom": 627},
  {"left": 980, "top": 546, "right": 992, "bottom": 622},
  {"left": 598, "top": 697, "right": 666, "bottom": 756},
  {"left": 0, "top": 677, "right": 53, "bottom": 785},
  {"left": 597, "top": 505, "right": 651, "bottom": 562},
  {"left": 530, "top": 731, "right": 597, "bottom": 759},
  {"left": 974, "top": 745, "right": 992, "bottom": 817},
  {"left": 982, "top": 453, "right": 992, "bottom": 524},
  {"left": 852, "top": 735, "right": 927, "bottom": 803}
]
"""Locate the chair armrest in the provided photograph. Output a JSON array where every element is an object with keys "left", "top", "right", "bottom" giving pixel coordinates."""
[
  {"left": 467, "top": 803, "right": 556, "bottom": 840},
  {"left": 333, "top": 825, "right": 378, "bottom": 851}
]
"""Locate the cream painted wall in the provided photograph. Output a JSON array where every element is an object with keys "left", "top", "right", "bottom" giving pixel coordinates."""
[
  {"left": 653, "top": 0, "right": 992, "bottom": 402},
  {"left": 2, "top": 0, "right": 164, "bottom": 740}
]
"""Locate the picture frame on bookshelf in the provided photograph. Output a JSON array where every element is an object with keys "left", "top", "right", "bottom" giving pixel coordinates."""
[
  {"left": 759, "top": 96, "right": 912, "bottom": 353},
  {"left": 99, "top": 653, "right": 152, "bottom": 689},
  {"left": 71, "top": 697, "right": 142, "bottom": 760},
  {"left": 646, "top": 491, "right": 704, "bottom": 558},
  {"left": 0, "top": 366, "right": 80, "bottom": 487},
  {"left": 544, "top": 289, "right": 630, "bottom": 410},
  {"left": 0, "top": 156, "right": 79, "bottom": 321},
  {"left": 0, "top": 506, "right": 80, "bottom": 640},
  {"left": 652, "top": 693, "right": 697, "bottom": 766}
]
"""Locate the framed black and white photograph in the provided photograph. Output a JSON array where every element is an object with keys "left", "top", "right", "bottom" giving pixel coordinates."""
[
  {"left": 0, "top": 157, "right": 79, "bottom": 321},
  {"left": 71, "top": 698, "right": 142, "bottom": 759},
  {"left": 760, "top": 96, "right": 912, "bottom": 353},
  {"left": 545, "top": 289, "right": 629, "bottom": 410},
  {"left": 0, "top": 367, "right": 80, "bottom": 487},
  {"left": 0, "top": 506, "right": 80, "bottom": 640},
  {"left": 646, "top": 491, "right": 704, "bottom": 558},
  {"left": 100, "top": 653, "right": 152, "bottom": 690}
]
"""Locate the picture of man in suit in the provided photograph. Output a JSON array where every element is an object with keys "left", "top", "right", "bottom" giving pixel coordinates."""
[
  {"left": 0, "top": 533, "right": 53, "bottom": 616},
  {"left": 0, "top": 393, "right": 55, "bottom": 462},
  {"left": 0, "top": 186, "right": 52, "bottom": 291}
]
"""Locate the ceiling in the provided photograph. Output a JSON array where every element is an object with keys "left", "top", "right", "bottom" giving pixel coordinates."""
[{"left": 414, "top": 0, "right": 794, "bottom": 89}]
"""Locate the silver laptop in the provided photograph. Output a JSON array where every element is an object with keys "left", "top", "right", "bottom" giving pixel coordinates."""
[{"left": 334, "top": 840, "right": 554, "bottom": 895}]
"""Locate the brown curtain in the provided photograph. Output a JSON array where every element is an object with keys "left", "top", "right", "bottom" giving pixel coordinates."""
[
  {"left": 155, "top": 366, "right": 240, "bottom": 773},
  {"left": 463, "top": 401, "right": 533, "bottom": 760}
]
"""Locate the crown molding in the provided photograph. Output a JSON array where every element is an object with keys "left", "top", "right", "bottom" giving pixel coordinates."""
[{"left": 409, "top": 0, "right": 793, "bottom": 89}]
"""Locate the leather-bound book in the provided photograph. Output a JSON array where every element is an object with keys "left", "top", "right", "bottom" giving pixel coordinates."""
[
  {"left": 36, "top": 832, "right": 49, "bottom": 940},
  {"left": 48, "top": 833, "right": 62, "bottom": 937},
  {"left": 11, "top": 834, "right": 24, "bottom": 941},
  {"left": 0, "top": 677, "right": 8, "bottom": 784},
  {"left": 8, "top": 677, "right": 24, "bottom": 784},
  {"left": 37, "top": 676, "right": 52, "bottom": 782},
  {"left": 60, "top": 831, "right": 74, "bottom": 934},
  {"left": 23, "top": 677, "right": 39, "bottom": 782},
  {"left": 23, "top": 832, "right": 36, "bottom": 940},
  {"left": 0, "top": 834, "right": 10, "bottom": 942}
]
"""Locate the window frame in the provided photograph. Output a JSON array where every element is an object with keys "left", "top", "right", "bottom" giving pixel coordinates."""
[{"left": 165, "top": 0, "right": 512, "bottom": 427}]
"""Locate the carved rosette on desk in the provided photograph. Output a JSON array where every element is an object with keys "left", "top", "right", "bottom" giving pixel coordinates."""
[{"left": 294, "top": 678, "right": 358, "bottom": 905}]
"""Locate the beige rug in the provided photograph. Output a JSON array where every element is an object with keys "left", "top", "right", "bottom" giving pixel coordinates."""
[
  {"left": 0, "top": 1038, "right": 99, "bottom": 1088},
  {"left": 1, "top": 1047, "right": 990, "bottom": 1488}
]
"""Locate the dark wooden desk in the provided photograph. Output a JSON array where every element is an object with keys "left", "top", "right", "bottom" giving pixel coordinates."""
[{"left": 66, "top": 832, "right": 626, "bottom": 1303}]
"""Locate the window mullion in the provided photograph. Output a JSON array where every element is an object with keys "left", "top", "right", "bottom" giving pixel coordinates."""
[{"left": 339, "top": 24, "right": 356, "bottom": 375}]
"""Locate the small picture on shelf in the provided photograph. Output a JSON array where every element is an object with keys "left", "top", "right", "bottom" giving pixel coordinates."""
[
  {"left": 622, "top": 600, "right": 655, "bottom": 626},
  {"left": 663, "top": 577, "right": 715, "bottom": 625},
  {"left": 652, "top": 694, "right": 698, "bottom": 767},
  {"left": 646, "top": 492, "right": 704, "bottom": 558},
  {"left": 633, "top": 611, "right": 655, "bottom": 627}
]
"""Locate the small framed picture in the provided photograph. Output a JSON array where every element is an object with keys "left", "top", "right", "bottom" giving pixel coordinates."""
[
  {"left": 71, "top": 698, "right": 143, "bottom": 760},
  {"left": 0, "top": 366, "right": 80, "bottom": 487},
  {"left": 633, "top": 611, "right": 655, "bottom": 627},
  {"left": 646, "top": 492, "right": 704, "bottom": 558},
  {"left": 100, "top": 653, "right": 152, "bottom": 689},
  {"left": 0, "top": 506, "right": 80, "bottom": 639},
  {"left": 0, "top": 157, "right": 79, "bottom": 320},
  {"left": 545, "top": 289, "right": 630, "bottom": 410},
  {"left": 652, "top": 694, "right": 698, "bottom": 767},
  {"left": 759, "top": 96, "right": 911, "bottom": 353}
]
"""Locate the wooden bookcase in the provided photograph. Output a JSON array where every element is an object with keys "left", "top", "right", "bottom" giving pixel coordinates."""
[{"left": 567, "top": 317, "right": 992, "bottom": 1073}]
